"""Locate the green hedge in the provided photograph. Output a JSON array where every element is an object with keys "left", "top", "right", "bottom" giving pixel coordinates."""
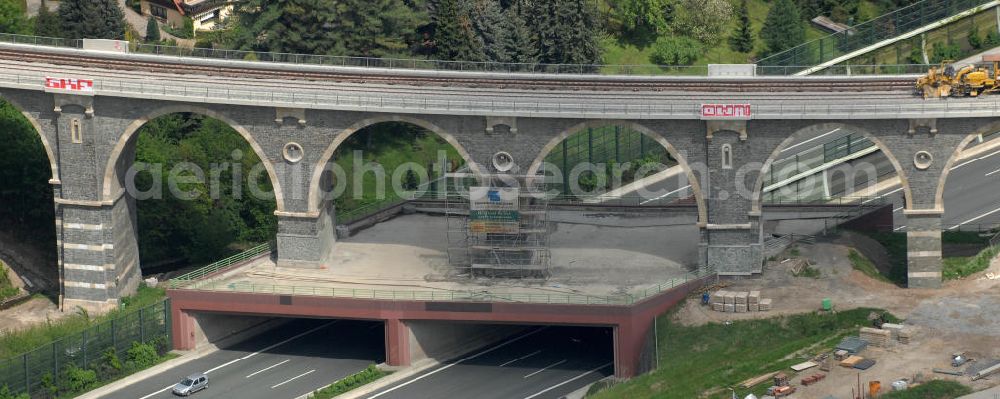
[
  {"left": 880, "top": 380, "right": 972, "bottom": 399},
  {"left": 309, "top": 365, "right": 388, "bottom": 399}
]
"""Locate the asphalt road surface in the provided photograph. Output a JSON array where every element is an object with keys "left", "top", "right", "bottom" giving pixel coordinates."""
[
  {"left": 363, "top": 326, "right": 613, "bottom": 399},
  {"left": 99, "top": 319, "right": 383, "bottom": 399}
]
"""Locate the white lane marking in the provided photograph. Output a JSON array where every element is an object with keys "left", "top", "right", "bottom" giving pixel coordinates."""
[
  {"left": 894, "top": 225, "right": 907, "bottom": 231},
  {"left": 500, "top": 350, "right": 542, "bottom": 367},
  {"left": 138, "top": 385, "right": 175, "bottom": 399},
  {"left": 246, "top": 359, "right": 290, "bottom": 378},
  {"left": 781, "top": 128, "right": 841, "bottom": 153},
  {"left": 136, "top": 321, "right": 335, "bottom": 399},
  {"left": 948, "top": 206, "right": 1000, "bottom": 230},
  {"left": 367, "top": 328, "right": 548, "bottom": 398},
  {"left": 640, "top": 185, "right": 690, "bottom": 205},
  {"left": 986, "top": 166, "right": 1000, "bottom": 177},
  {"left": 951, "top": 149, "right": 1000, "bottom": 170},
  {"left": 893, "top": 207, "right": 904, "bottom": 213},
  {"left": 271, "top": 369, "right": 315, "bottom": 389},
  {"left": 522, "top": 362, "right": 614, "bottom": 399},
  {"left": 863, "top": 187, "right": 903, "bottom": 204},
  {"left": 524, "top": 359, "right": 568, "bottom": 378}
]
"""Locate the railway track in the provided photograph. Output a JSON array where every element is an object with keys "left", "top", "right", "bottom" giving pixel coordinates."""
[{"left": 0, "top": 48, "right": 916, "bottom": 93}]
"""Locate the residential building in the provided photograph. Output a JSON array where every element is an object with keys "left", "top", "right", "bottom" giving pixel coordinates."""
[{"left": 140, "top": 0, "right": 235, "bottom": 33}]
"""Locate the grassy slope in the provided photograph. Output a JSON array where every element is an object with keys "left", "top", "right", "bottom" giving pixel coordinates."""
[
  {"left": 590, "top": 307, "right": 894, "bottom": 399},
  {"left": 601, "top": 0, "right": 835, "bottom": 69},
  {"left": 855, "top": 231, "right": 996, "bottom": 283},
  {"left": 0, "top": 285, "right": 165, "bottom": 359},
  {"left": 332, "top": 131, "right": 462, "bottom": 216}
]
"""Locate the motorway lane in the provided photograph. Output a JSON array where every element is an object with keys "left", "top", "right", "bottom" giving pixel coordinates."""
[
  {"left": 942, "top": 146, "right": 1000, "bottom": 229},
  {"left": 101, "top": 319, "right": 384, "bottom": 399},
  {"left": 364, "top": 327, "right": 613, "bottom": 399}
]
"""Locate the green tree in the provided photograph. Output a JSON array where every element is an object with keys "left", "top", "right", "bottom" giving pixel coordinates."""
[
  {"left": 760, "top": 0, "right": 806, "bottom": 56},
  {"left": 501, "top": 7, "right": 536, "bottom": 64},
  {"left": 0, "top": 101, "right": 55, "bottom": 244},
  {"left": 650, "top": 36, "right": 702, "bottom": 66},
  {"left": 0, "top": 0, "right": 29, "bottom": 34},
  {"left": 930, "top": 41, "right": 961, "bottom": 63},
  {"left": 429, "top": 0, "right": 485, "bottom": 61},
  {"left": 145, "top": 16, "right": 161, "bottom": 42},
  {"left": 58, "top": 0, "right": 126, "bottom": 39},
  {"left": 729, "top": 0, "right": 754, "bottom": 53},
  {"left": 672, "top": 0, "right": 732, "bottom": 45},
  {"left": 530, "top": 0, "right": 600, "bottom": 65},
  {"left": 470, "top": 0, "right": 508, "bottom": 62},
  {"left": 230, "top": 0, "right": 423, "bottom": 57},
  {"left": 613, "top": 0, "right": 671, "bottom": 33},
  {"left": 34, "top": 0, "right": 61, "bottom": 37}
]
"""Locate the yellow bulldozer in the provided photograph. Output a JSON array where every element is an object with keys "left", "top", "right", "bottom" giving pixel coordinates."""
[{"left": 916, "top": 55, "right": 1000, "bottom": 98}]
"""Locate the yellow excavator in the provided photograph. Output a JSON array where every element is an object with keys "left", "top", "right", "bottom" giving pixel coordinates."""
[{"left": 916, "top": 55, "right": 1000, "bottom": 98}]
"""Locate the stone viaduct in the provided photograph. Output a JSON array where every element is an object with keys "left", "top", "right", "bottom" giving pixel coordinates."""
[{"left": 0, "top": 42, "right": 997, "bottom": 311}]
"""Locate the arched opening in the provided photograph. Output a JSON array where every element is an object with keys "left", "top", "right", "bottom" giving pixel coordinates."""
[
  {"left": 108, "top": 112, "right": 278, "bottom": 277},
  {"left": 754, "top": 123, "right": 912, "bottom": 285},
  {"left": 315, "top": 121, "right": 471, "bottom": 219},
  {"left": 933, "top": 124, "right": 1000, "bottom": 280},
  {"left": 518, "top": 122, "right": 705, "bottom": 293},
  {"left": 0, "top": 99, "right": 58, "bottom": 302}
]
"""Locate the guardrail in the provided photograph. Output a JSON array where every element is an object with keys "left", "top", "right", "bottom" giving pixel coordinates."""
[
  {"left": 168, "top": 242, "right": 712, "bottom": 305},
  {"left": 170, "top": 242, "right": 272, "bottom": 286},
  {"left": 0, "top": 32, "right": 943, "bottom": 77}
]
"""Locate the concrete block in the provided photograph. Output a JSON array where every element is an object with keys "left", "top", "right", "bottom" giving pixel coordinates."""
[
  {"left": 724, "top": 303, "right": 735, "bottom": 313},
  {"left": 748, "top": 290, "right": 761, "bottom": 304},
  {"left": 724, "top": 292, "right": 736, "bottom": 304},
  {"left": 735, "top": 292, "right": 749, "bottom": 304},
  {"left": 748, "top": 303, "right": 759, "bottom": 312},
  {"left": 735, "top": 303, "right": 747, "bottom": 313},
  {"left": 759, "top": 298, "right": 772, "bottom": 311},
  {"left": 712, "top": 303, "right": 725, "bottom": 312}
]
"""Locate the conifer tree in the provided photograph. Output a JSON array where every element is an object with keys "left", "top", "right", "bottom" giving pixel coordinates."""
[
  {"left": 428, "top": 0, "right": 485, "bottom": 62},
  {"left": 729, "top": 0, "right": 754, "bottom": 53},
  {"left": 34, "top": 0, "right": 61, "bottom": 37},
  {"left": 145, "top": 16, "right": 161, "bottom": 42},
  {"left": 58, "top": 0, "right": 127, "bottom": 39},
  {"left": 760, "top": 0, "right": 805, "bottom": 56},
  {"left": 470, "top": 0, "right": 508, "bottom": 62},
  {"left": 502, "top": 7, "right": 536, "bottom": 64}
]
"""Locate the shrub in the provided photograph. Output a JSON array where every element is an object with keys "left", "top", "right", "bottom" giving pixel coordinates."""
[
  {"left": 101, "top": 347, "right": 123, "bottom": 374},
  {"left": 63, "top": 365, "right": 98, "bottom": 394},
  {"left": 126, "top": 341, "right": 160, "bottom": 371},
  {"left": 0, "top": 385, "right": 29, "bottom": 399},
  {"left": 930, "top": 41, "right": 961, "bottom": 63},
  {"left": 986, "top": 30, "right": 1000, "bottom": 47},
  {"left": 968, "top": 27, "right": 983, "bottom": 50},
  {"left": 649, "top": 36, "right": 702, "bottom": 67}
]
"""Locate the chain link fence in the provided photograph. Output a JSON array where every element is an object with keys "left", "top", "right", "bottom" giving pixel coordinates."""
[{"left": 0, "top": 299, "right": 171, "bottom": 397}]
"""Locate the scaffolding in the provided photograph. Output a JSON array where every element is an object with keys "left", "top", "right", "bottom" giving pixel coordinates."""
[{"left": 445, "top": 172, "right": 551, "bottom": 279}]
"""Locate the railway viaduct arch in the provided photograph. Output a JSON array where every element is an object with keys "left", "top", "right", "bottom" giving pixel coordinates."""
[{"left": 0, "top": 66, "right": 996, "bottom": 308}]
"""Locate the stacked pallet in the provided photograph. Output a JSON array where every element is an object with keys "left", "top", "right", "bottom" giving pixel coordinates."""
[
  {"left": 880, "top": 323, "right": 914, "bottom": 344},
  {"left": 748, "top": 291, "right": 760, "bottom": 311},
  {"left": 860, "top": 327, "right": 892, "bottom": 347},
  {"left": 711, "top": 290, "right": 727, "bottom": 312},
  {"left": 735, "top": 292, "right": 749, "bottom": 313},
  {"left": 709, "top": 290, "right": 773, "bottom": 313},
  {"left": 898, "top": 328, "right": 912, "bottom": 344}
]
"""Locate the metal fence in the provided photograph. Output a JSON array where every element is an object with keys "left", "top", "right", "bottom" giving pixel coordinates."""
[
  {"left": 170, "top": 243, "right": 273, "bottom": 285},
  {"left": 0, "top": 300, "right": 171, "bottom": 397},
  {"left": 0, "top": 32, "right": 947, "bottom": 77},
  {"left": 758, "top": 0, "right": 997, "bottom": 73}
]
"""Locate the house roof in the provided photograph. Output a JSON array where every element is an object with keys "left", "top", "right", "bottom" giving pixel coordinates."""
[{"left": 145, "top": 0, "right": 233, "bottom": 16}]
